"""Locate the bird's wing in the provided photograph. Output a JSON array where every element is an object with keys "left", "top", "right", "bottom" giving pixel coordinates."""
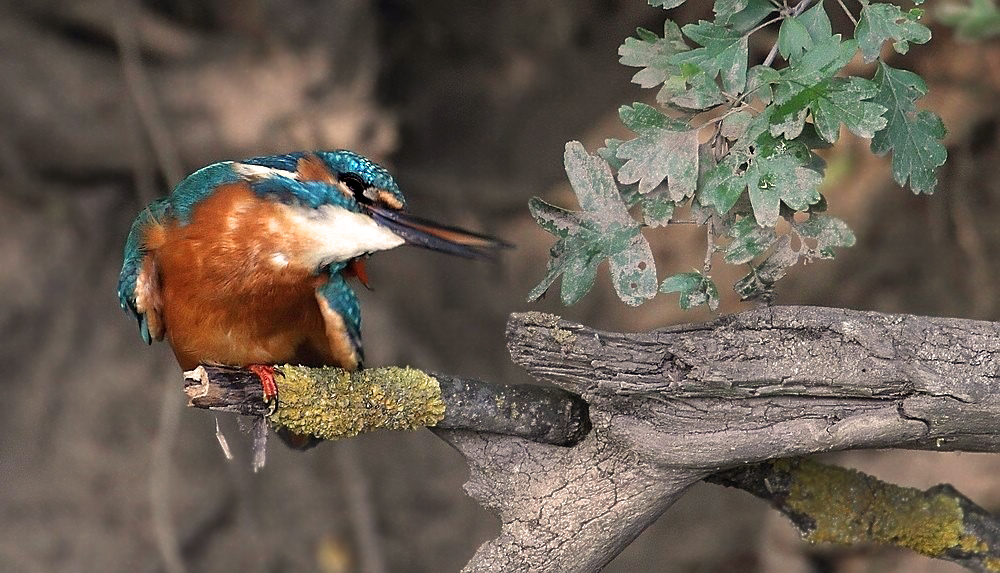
[
  {"left": 118, "top": 198, "right": 170, "bottom": 344},
  {"left": 314, "top": 266, "right": 364, "bottom": 370}
]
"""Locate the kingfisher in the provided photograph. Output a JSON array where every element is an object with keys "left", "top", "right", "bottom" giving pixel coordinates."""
[{"left": 118, "top": 150, "right": 508, "bottom": 445}]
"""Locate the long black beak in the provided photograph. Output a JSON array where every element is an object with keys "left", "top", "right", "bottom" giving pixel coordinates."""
[{"left": 367, "top": 206, "right": 513, "bottom": 259}]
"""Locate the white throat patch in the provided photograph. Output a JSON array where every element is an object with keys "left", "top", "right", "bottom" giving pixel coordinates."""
[{"left": 279, "top": 203, "right": 405, "bottom": 268}]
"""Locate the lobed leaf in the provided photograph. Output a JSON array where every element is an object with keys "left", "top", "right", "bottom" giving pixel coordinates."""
[
  {"left": 778, "top": 17, "right": 813, "bottom": 61},
  {"left": 772, "top": 35, "right": 858, "bottom": 105},
  {"left": 716, "top": 0, "right": 775, "bottom": 33},
  {"left": 619, "top": 21, "right": 690, "bottom": 103},
  {"left": 856, "top": 3, "right": 932, "bottom": 63},
  {"left": 770, "top": 77, "right": 888, "bottom": 143},
  {"left": 724, "top": 216, "right": 778, "bottom": 264},
  {"left": 528, "top": 142, "right": 658, "bottom": 306},
  {"left": 616, "top": 103, "right": 700, "bottom": 197},
  {"left": 869, "top": 62, "right": 947, "bottom": 194},
  {"left": 797, "top": 2, "right": 832, "bottom": 41},
  {"left": 672, "top": 20, "right": 749, "bottom": 94},
  {"left": 793, "top": 214, "right": 856, "bottom": 259},
  {"left": 661, "top": 271, "right": 719, "bottom": 310},
  {"left": 701, "top": 134, "right": 823, "bottom": 225}
]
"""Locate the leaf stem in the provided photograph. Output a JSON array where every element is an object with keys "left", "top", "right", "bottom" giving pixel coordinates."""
[
  {"left": 836, "top": 0, "right": 859, "bottom": 27},
  {"left": 704, "top": 221, "right": 716, "bottom": 273},
  {"left": 762, "top": 0, "right": 816, "bottom": 68},
  {"left": 746, "top": 16, "right": 784, "bottom": 40}
]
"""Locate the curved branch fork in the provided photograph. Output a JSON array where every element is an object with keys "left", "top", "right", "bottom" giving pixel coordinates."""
[{"left": 440, "top": 306, "right": 1000, "bottom": 572}]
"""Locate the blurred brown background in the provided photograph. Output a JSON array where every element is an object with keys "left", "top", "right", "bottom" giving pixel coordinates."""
[{"left": 2, "top": 1, "right": 1000, "bottom": 571}]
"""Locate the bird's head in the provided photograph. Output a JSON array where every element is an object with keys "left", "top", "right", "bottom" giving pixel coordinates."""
[
  {"left": 235, "top": 150, "right": 509, "bottom": 265},
  {"left": 312, "top": 150, "right": 407, "bottom": 212}
]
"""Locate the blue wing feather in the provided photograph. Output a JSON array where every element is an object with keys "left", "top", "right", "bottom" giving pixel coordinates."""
[
  {"left": 316, "top": 265, "right": 364, "bottom": 368},
  {"left": 118, "top": 197, "right": 170, "bottom": 344}
]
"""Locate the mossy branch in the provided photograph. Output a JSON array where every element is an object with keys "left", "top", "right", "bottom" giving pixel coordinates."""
[
  {"left": 183, "top": 365, "right": 590, "bottom": 446},
  {"left": 708, "top": 459, "right": 1000, "bottom": 572}
]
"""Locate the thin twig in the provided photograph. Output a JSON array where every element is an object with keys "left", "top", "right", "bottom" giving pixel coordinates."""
[
  {"left": 762, "top": 0, "right": 816, "bottom": 67},
  {"left": 746, "top": 16, "right": 784, "bottom": 39},
  {"left": 149, "top": 374, "right": 185, "bottom": 573},
  {"left": 703, "top": 220, "right": 716, "bottom": 273},
  {"left": 335, "top": 441, "right": 388, "bottom": 573},
  {"left": 114, "top": 1, "right": 184, "bottom": 187},
  {"left": 836, "top": 0, "right": 859, "bottom": 27}
]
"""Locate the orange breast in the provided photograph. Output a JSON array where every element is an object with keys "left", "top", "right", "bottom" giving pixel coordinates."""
[{"left": 148, "top": 182, "right": 339, "bottom": 370}]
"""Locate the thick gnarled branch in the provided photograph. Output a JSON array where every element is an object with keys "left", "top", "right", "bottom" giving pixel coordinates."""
[
  {"left": 444, "top": 306, "right": 1000, "bottom": 572},
  {"left": 179, "top": 306, "right": 1000, "bottom": 572}
]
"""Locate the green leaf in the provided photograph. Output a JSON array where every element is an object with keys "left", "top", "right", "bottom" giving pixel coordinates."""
[
  {"left": 810, "top": 77, "right": 888, "bottom": 141},
  {"left": 716, "top": 0, "right": 775, "bottom": 33},
  {"left": 701, "top": 135, "right": 823, "bottom": 225},
  {"left": 770, "top": 76, "right": 888, "bottom": 143},
  {"left": 616, "top": 103, "right": 700, "bottom": 197},
  {"left": 650, "top": 0, "right": 686, "bottom": 7},
  {"left": 869, "top": 62, "right": 947, "bottom": 194},
  {"left": 856, "top": 3, "right": 932, "bottom": 63},
  {"left": 713, "top": 0, "right": 749, "bottom": 21},
  {"left": 746, "top": 65, "right": 780, "bottom": 104},
  {"left": 528, "top": 142, "right": 658, "bottom": 306},
  {"left": 661, "top": 272, "right": 719, "bottom": 310},
  {"left": 772, "top": 35, "right": 858, "bottom": 105},
  {"left": 734, "top": 235, "right": 798, "bottom": 300},
  {"left": 640, "top": 189, "right": 676, "bottom": 227},
  {"left": 793, "top": 214, "right": 856, "bottom": 259},
  {"left": 797, "top": 2, "right": 832, "bottom": 41},
  {"left": 724, "top": 216, "right": 777, "bottom": 264},
  {"left": 701, "top": 150, "right": 751, "bottom": 215},
  {"left": 671, "top": 65, "right": 727, "bottom": 109},
  {"left": 618, "top": 22, "right": 685, "bottom": 89},
  {"left": 672, "top": 20, "right": 749, "bottom": 94},
  {"left": 778, "top": 17, "right": 813, "bottom": 61},
  {"left": 619, "top": 22, "right": 690, "bottom": 101},
  {"left": 720, "top": 110, "right": 752, "bottom": 140},
  {"left": 598, "top": 140, "right": 677, "bottom": 227}
]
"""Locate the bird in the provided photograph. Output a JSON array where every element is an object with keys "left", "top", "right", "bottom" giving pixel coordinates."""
[{"left": 118, "top": 150, "right": 508, "bottom": 445}]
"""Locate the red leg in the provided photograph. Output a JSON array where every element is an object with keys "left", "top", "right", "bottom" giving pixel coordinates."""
[{"left": 249, "top": 364, "right": 278, "bottom": 402}]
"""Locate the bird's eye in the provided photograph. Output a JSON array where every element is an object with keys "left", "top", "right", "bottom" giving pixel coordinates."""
[{"left": 340, "top": 173, "right": 370, "bottom": 204}]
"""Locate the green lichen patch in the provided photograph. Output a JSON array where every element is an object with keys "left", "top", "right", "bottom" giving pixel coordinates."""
[
  {"left": 551, "top": 325, "right": 577, "bottom": 346},
  {"left": 780, "top": 458, "right": 965, "bottom": 558},
  {"left": 267, "top": 365, "right": 446, "bottom": 441}
]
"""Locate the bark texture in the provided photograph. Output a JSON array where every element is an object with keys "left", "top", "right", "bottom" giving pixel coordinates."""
[{"left": 439, "top": 305, "right": 1000, "bottom": 572}]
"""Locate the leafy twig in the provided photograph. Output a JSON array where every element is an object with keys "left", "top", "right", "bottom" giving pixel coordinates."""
[{"left": 529, "top": 0, "right": 945, "bottom": 309}]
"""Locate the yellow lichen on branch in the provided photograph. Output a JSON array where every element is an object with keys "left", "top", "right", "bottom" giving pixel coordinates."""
[
  {"left": 267, "top": 365, "right": 446, "bottom": 441},
  {"left": 780, "top": 458, "right": 969, "bottom": 559}
]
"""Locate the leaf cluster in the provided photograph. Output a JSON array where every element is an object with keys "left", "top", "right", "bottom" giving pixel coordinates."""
[{"left": 529, "top": 0, "right": 947, "bottom": 309}]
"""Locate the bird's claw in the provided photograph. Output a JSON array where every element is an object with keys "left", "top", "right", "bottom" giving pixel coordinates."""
[{"left": 249, "top": 364, "right": 278, "bottom": 402}]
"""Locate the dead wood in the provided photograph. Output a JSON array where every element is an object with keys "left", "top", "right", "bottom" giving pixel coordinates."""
[{"left": 436, "top": 305, "right": 1000, "bottom": 572}]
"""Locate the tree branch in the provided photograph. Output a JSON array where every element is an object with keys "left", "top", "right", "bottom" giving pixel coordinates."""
[
  {"left": 183, "top": 365, "right": 589, "bottom": 447},
  {"left": 181, "top": 306, "right": 1000, "bottom": 572},
  {"left": 707, "top": 458, "right": 1000, "bottom": 573},
  {"left": 441, "top": 305, "right": 1000, "bottom": 572}
]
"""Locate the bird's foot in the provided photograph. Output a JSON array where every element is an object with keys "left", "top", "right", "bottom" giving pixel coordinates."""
[{"left": 249, "top": 364, "right": 278, "bottom": 402}]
